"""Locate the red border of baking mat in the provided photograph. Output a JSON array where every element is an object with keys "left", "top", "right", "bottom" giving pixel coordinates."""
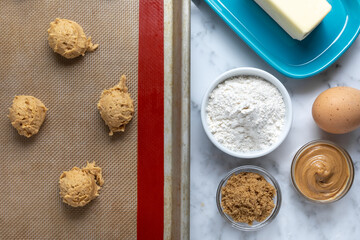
[{"left": 138, "top": 0, "right": 164, "bottom": 239}]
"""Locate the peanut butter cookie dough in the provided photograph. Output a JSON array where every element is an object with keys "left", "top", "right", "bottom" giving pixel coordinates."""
[
  {"left": 59, "top": 162, "right": 104, "bottom": 207},
  {"left": 97, "top": 75, "right": 135, "bottom": 136},
  {"left": 8, "top": 95, "right": 47, "bottom": 138},
  {"left": 48, "top": 18, "right": 99, "bottom": 59},
  {"left": 221, "top": 172, "right": 276, "bottom": 225}
]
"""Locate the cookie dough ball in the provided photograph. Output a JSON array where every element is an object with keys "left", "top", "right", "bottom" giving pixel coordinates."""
[
  {"left": 8, "top": 95, "right": 47, "bottom": 138},
  {"left": 59, "top": 162, "right": 104, "bottom": 207},
  {"left": 47, "top": 18, "right": 99, "bottom": 59},
  {"left": 97, "top": 75, "right": 135, "bottom": 136}
]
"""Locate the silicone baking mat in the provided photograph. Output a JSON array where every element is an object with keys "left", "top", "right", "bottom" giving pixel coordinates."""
[{"left": 0, "top": 1, "right": 146, "bottom": 239}]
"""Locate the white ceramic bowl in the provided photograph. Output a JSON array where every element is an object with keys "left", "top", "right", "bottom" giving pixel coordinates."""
[{"left": 201, "top": 67, "right": 292, "bottom": 159}]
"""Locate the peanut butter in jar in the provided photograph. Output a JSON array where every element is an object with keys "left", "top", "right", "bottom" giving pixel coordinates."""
[{"left": 291, "top": 140, "right": 354, "bottom": 203}]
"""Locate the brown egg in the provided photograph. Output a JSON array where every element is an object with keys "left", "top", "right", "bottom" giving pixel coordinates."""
[{"left": 312, "top": 87, "right": 360, "bottom": 134}]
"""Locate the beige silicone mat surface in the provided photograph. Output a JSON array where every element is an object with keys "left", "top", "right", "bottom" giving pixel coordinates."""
[{"left": 0, "top": 1, "right": 139, "bottom": 239}]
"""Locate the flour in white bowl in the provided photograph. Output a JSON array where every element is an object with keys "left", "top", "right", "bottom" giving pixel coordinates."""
[{"left": 206, "top": 75, "right": 286, "bottom": 153}]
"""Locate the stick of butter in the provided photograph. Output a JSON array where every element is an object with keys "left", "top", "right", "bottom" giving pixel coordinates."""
[{"left": 254, "top": 0, "right": 332, "bottom": 41}]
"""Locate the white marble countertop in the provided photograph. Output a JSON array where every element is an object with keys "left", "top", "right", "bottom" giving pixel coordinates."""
[{"left": 190, "top": 1, "right": 360, "bottom": 239}]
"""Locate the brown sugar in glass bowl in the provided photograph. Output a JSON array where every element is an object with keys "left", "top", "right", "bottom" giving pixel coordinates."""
[
  {"left": 291, "top": 140, "right": 354, "bottom": 203},
  {"left": 216, "top": 165, "right": 281, "bottom": 231}
]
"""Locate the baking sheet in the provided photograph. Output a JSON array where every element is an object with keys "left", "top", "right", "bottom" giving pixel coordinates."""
[
  {"left": 0, "top": 1, "right": 139, "bottom": 239},
  {"left": 164, "top": 0, "right": 190, "bottom": 239}
]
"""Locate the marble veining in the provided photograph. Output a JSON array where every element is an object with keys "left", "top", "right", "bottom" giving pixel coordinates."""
[{"left": 191, "top": 1, "right": 360, "bottom": 239}]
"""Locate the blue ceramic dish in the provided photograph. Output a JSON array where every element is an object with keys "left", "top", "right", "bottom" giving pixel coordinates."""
[{"left": 204, "top": 0, "right": 360, "bottom": 78}]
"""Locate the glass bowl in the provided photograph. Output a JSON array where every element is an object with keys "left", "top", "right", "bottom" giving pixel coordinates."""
[
  {"left": 216, "top": 165, "right": 281, "bottom": 231},
  {"left": 291, "top": 140, "right": 354, "bottom": 203}
]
